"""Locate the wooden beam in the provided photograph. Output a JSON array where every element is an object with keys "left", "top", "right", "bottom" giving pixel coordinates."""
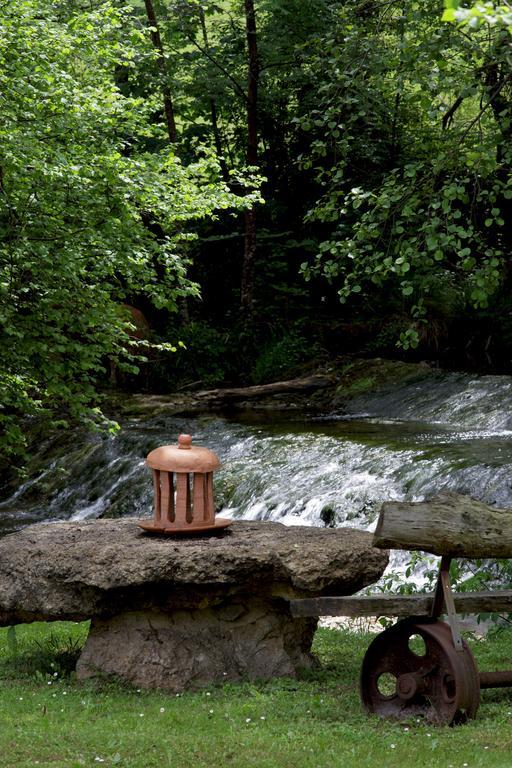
[
  {"left": 289, "top": 590, "right": 512, "bottom": 618},
  {"left": 373, "top": 492, "right": 512, "bottom": 558}
]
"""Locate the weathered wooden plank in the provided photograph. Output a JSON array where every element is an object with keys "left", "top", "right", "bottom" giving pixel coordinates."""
[
  {"left": 373, "top": 492, "right": 512, "bottom": 558},
  {"left": 289, "top": 590, "right": 512, "bottom": 617}
]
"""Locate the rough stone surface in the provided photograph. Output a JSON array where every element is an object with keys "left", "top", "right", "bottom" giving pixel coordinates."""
[
  {"left": 76, "top": 603, "right": 317, "bottom": 690},
  {"left": 0, "top": 519, "right": 388, "bottom": 689},
  {"left": 0, "top": 519, "right": 388, "bottom": 623}
]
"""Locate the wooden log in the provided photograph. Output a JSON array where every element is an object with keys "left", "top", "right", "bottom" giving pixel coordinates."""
[
  {"left": 372, "top": 492, "right": 512, "bottom": 558},
  {"left": 289, "top": 590, "right": 512, "bottom": 618},
  {"left": 195, "top": 374, "right": 334, "bottom": 403}
]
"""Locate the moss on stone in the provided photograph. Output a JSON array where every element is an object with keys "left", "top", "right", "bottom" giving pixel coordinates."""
[{"left": 333, "top": 358, "right": 431, "bottom": 401}]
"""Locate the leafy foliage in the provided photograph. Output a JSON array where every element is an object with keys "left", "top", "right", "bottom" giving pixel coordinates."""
[
  {"left": 299, "top": 1, "right": 512, "bottom": 348},
  {"left": 5, "top": 0, "right": 512, "bottom": 469},
  {"left": 250, "top": 328, "right": 320, "bottom": 384},
  {"left": 0, "top": 0, "right": 253, "bottom": 466},
  {"left": 443, "top": 0, "right": 512, "bottom": 29}
]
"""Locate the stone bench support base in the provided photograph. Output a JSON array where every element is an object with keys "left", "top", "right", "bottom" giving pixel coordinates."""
[{"left": 76, "top": 599, "right": 318, "bottom": 691}]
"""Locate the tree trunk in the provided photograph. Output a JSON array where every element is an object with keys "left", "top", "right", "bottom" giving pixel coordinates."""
[
  {"left": 240, "top": 0, "right": 259, "bottom": 311},
  {"left": 143, "top": 0, "right": 177, "bottom": 144},
  {"left": 483, "top": 50, "right": 512, "bottom": 288},
  {"left": 142, "top": 0, "right": 194, "bottom": 324},
  {"left": 198, "top": 8, "right": 230, "bottom": 183},
  {"left": 373, "top": 492, "right": 512, "bottom": 558}
]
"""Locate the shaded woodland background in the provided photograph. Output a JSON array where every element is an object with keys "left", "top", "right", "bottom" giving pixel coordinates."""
[{"left": 2, "top": 0, "right": 512, "bottom": 466}]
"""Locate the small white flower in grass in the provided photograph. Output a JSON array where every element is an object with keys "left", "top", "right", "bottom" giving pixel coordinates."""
[
  {"left": 19, "top": 697, "right": 23, "bottom": 701},
  {"left": 260, "top": 716, "right": 265, "bottom": 721},
  {"left": 94, "top": 759, "right": 105, "bottom": 764},
  {"left": 206, "top": 692, "right": 211, "bottom": 697},
  {"left": 52, "top": 694, "right": 56, "bottom": 698},
  {"left": 209, "top": 709, "right": 214, "bottom": 714},
  {"left": 139, "top": 713, "right": 144, "bottom": 717},
  {"left": 53, "top": 672, "right": 58, "bottom": 677},
  {"left": 246, "top": 717, "right": 251, "bottom": 723},
  {"left": 62, "top": 691, "right": 67, "bottom": 695},
  {"left": 484, "top": 746, "right": 489, "bottom": 750},
  {"left": 160, "top": 707, "right": 165, "bottom": 713},
  {"left": 426, "top": 733, "right": 431, "bottom": 737},
  {"left": 390, "top": 744, "right": 396, "bottom": 749},
  {"left": 403, "top": 726, "right": 409, "bottom": 732},
  {"left": 47, "top": 681, "right": 52, "bottom": 686},
  {"left": 137, "top": 689, "right": 141, "bottom": 693}
]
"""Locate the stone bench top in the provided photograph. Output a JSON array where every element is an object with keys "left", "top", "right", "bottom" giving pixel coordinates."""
[{"left": 0, "top": 519, "right": 388, "bottom": 625}]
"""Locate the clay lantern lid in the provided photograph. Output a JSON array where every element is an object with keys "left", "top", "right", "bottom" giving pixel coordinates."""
[
  {"left": 146, "top": 434, "right": 221, "bottom": 473},
  {"left": 139, "top": 434, "right": 231, "bottom": 536}
]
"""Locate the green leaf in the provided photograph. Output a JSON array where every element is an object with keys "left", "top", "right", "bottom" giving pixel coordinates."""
[{"left": 441, "top": 9, "right": 457, "bottom": 22}]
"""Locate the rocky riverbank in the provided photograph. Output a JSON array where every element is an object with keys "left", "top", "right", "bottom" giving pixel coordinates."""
[{"left": 109, "top": 357, "right": 433, "bottom": 420}]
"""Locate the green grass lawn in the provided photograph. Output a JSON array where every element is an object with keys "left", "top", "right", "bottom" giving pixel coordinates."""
[{"left": 1, "top": 622, "right": 512, "bottom": 767}]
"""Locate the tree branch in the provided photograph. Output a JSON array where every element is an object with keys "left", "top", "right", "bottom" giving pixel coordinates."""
[
  {"left": 183, "top": 32, "right": 248, "bottom": 103},
  {"left": 442, "top": 95, "right": 464, "bottom": 130}
]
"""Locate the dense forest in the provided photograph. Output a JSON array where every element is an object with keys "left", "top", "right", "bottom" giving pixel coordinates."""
[{"left": 2, "top": 0, "right": 512, "bottom": 468}]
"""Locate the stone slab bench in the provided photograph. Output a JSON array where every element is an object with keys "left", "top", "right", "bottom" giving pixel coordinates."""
[{"left": 0, "top": 519, "right": 388, "bottom": 691}]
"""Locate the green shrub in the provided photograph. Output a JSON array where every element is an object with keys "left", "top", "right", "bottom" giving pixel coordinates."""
[
  {"left": 153, "top": 321, "right": 230, "bottom": 389},
  {"left": 250, "top": 330, "right": 319, "bottom": 384}
]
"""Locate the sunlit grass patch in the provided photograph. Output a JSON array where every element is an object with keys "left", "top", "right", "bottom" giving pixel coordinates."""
[{"left": 0, "top": 623, "right": 512, "bottom": 767}]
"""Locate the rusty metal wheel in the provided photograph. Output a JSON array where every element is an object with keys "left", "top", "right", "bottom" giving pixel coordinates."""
[{"left": 360, "top": 618, "right": 480, "bottom": 725}]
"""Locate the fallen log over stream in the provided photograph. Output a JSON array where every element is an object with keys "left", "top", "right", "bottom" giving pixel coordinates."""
[
  {"left": 373, "top": 492, "right": 512, "bottom": 558},
  {"left": 195, "top": 373, "right": 334, "bottom": 403}
]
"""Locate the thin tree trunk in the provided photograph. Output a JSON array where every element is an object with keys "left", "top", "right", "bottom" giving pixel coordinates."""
[
  {"left": 240, "top": 0, "right": 259, "bottom": 311},
  {"left": 483, "top": 52, "right": 512, "bottom": 284},
  {"left": 245, "top": 0, "right": 259, "bottom": 169},
  {"left": 143, "top": 0, "right": 177, "bottom": 143},
  {"left": 142, "top": 0, "right": 193, "bottom": 325},
  {"left": 198, "top": 8, "right": 230, "bottom": 183}
]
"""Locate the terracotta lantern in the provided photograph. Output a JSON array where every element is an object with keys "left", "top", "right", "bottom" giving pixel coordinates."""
[{"left": 138, "top": 434, "right": 232, "bottom": 534}]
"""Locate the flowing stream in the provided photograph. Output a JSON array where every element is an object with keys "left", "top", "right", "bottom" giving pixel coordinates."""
[{"left": 2, "top": 371, "right": 512, "bottom": 581}]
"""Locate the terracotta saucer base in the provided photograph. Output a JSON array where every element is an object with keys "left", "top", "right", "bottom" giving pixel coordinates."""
[{"left": 137, "top": 517, "right": 232, "bottom": 535}]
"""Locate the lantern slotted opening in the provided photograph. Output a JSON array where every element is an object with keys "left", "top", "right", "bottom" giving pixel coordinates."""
[{"left": 139, "top": 434, "right": 232, "bottom": 535}]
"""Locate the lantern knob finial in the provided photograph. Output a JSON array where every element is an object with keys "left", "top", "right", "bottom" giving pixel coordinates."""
[{"left": 178, "top": 434, "right": 193, "bottom": 450}]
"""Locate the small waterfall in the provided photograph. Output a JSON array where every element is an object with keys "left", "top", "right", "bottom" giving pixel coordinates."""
[
  {"left": 343, "top": 372, "right": 512, "bottom": 431},
  {"left": 2, "top": 370, "right": 512, "bottom": 547}
]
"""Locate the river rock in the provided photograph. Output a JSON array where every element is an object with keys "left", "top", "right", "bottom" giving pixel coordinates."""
[{"left": 0, "top": 519, "right": 388, "bottom": 690}]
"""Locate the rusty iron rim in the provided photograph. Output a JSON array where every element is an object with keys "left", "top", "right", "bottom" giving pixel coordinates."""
[{"left": 360, "top": 618, "right": 480, "bottom": 725}]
